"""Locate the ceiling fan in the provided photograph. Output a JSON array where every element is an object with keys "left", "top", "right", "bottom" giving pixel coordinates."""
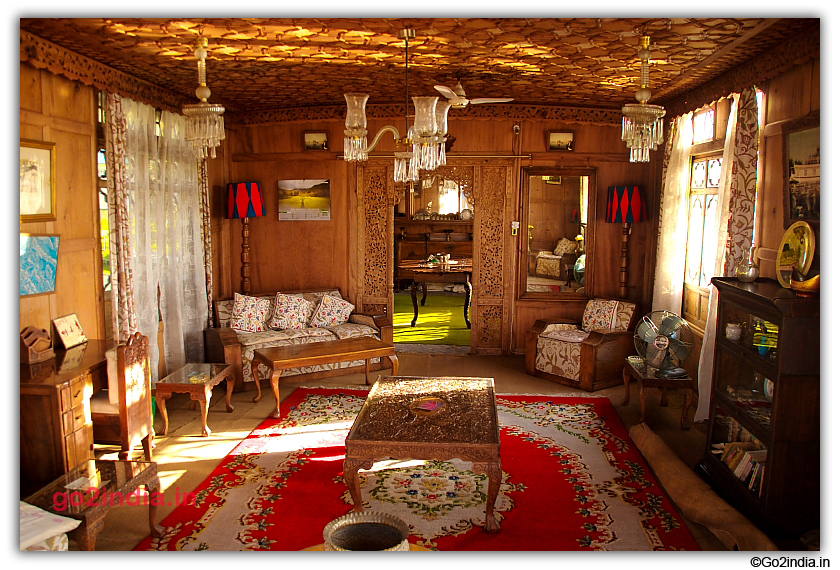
[{"left": 434, "top": 81, "right": 513, "bottom": 109}]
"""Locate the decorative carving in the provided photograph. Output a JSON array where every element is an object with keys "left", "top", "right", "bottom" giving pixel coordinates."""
[{"left": 476, "top": 305, "right": 504, "bottom": 346}]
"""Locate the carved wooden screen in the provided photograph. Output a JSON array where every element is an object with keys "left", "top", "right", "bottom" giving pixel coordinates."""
[{"left": 356, "top": 159, "right": 512, "bottom": 355}]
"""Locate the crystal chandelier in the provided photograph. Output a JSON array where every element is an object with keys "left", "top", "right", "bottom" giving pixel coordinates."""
[
  {"left": 182, "top": 37, "right": 225, "bottom": 161},
  {"left": 343, "top": 29, "right": 451, "bottom": 183},
  {"left": 621, "top": 36, "right": 666, "bottom": 163}
]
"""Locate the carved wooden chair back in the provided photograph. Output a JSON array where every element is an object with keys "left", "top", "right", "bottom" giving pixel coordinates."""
[{"left": 117, "top": 332, "right": 154, "bottom": 461}]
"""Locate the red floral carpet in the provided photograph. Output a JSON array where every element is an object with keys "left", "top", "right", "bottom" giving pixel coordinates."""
[{"left": 136, "top": 387, "right": 698, "bottom": 551}]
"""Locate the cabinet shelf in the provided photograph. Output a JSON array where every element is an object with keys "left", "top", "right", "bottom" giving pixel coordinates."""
[{"left": 699, "top": 277, "right": 819, "bottom": 539}]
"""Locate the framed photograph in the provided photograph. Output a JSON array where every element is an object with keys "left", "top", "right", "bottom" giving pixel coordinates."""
[
  {"left": 303, "top": 131, "right": 329, "bottom": 151},
  {"left": 20, "top": 234, "right": 60, "bottom": 297},
  {"left": 53, "top": 313, "right": 88, "bottom": 349},
  {"left": 20, "top": 139, "right": 57, "bottom": 222},
  {"left": 278, "top": 179, "right": 332, "bottom": 220},
  {"left": 547, "top": 131, "right": 575, "bottom": 152},
  {"left": 782, "top": 111, "right": 819, "bottom": 229}
]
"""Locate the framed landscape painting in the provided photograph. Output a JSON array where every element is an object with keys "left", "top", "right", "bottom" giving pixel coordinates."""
[{"left": 20, "top": 234, "right": 60, "bottom": 297}]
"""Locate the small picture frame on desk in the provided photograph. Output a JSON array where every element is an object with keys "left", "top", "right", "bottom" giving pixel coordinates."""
[
  {"left": 547, "top": 131, "right": 575, "bottom": 152},
  {"left": 53, "top": 313, "right": 88, "bottom": 349},
  {"left": 303, "top": 131, "right": 329, "bottom": 151}
]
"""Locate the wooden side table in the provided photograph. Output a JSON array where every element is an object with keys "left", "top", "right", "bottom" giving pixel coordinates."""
[
  {"left": 621, "top": 358, "right": 697, "bottom": 430},
  {"left": 155, "top": 363, "right": 234, "bottom": 437},
  {"left": 24, "top": 459, "right": 163, "bottom": 551}
]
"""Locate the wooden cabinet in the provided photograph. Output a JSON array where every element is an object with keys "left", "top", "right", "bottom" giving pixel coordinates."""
[
  {"left": 698, "top": 278, "right": 819, "bottom": 539},
  {"left": 20, "top": 340, "right": 111, "bottom": 497}
]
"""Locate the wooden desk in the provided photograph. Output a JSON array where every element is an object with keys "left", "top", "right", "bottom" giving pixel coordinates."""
[
  {"left": 252, "top": 337, "right": 399, "bottom": 418},
  {"left": 20, "top": 339, "right": 114, "bottom": 497},
  {"left": 155, "top": 363, "right": 235, "bottom": 437},
  {"left": 344, "top": 376, "right": 502, "bottom": 533},
  {"left": 621, "top": 358, "right": 697, "bottom": 430},
  {"left": 24, "top": 459, "right": 163, "bottom": 551},
  {"left": 398, "top": 259, "right": 472, "bottom": 329}
]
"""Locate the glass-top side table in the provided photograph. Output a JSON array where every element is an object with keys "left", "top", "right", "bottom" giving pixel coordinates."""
[
  {"left": 154, "top": 362, "right": 234, "bottom": 437},
  {"left": 621, "top": 357, "right": 697, "bottom": 429}
]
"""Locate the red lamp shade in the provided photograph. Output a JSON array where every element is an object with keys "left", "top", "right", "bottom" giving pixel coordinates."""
[
  {"left": 227, "top": 182, "right": 266, "bottom": 219},
  {"left": 571, "top": 209, "right": 581, "bottom": 224},
  {"left": 606, "top": 185, "right": 648, "bottom": 224}
]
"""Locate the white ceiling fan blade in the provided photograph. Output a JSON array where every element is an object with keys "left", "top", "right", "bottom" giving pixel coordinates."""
[
  {"left": 434, "top": 85, "right": 459, "bottom": 100},
  {"left": 469, "top": 97, "right": 514, "bottom": 105}
]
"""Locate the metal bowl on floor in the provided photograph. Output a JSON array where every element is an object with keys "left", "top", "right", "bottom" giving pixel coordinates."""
[{"left": 323, "top": 511, "right": 410, "bottom": 551}]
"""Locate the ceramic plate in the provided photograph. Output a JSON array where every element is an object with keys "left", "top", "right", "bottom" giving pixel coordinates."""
[{"left": 775, "top": 221, "right": 815, "bottom": 288}]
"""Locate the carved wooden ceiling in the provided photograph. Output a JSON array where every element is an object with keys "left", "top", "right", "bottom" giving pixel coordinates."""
[{"left": 19, "top": 17, "right": 818, "bottom": 114}]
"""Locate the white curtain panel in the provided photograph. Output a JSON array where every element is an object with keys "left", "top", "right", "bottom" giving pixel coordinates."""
[
  {"left": 651, "top": 113, "right": 694, "bottom": 314},
  {"left": 695, "top": 94, "right": 741, "bottom": 422},
  {"left": 121, "top": 98, "right": 208, "bottom": 380}
]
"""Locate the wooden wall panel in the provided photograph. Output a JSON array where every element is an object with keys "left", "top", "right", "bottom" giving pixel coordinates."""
[{"left": 20, "top": 63, "right": 104, "bottom": 344}]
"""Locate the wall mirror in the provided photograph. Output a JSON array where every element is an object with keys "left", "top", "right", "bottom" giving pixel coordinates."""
[
  {"left": 403, "top": 172, "right": 474, "bottom": 220},
  {"left": 519, "top": 166, "right": 596, "bottom": 299}
]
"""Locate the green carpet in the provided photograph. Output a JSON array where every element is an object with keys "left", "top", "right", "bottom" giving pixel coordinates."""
[{"left": 393, "top": 291, "right": 472, "bottom": 346}]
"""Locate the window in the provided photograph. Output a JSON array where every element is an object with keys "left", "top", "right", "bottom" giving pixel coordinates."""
[{"left": 692, "top": 106, "right": 715, "bottom": 144}]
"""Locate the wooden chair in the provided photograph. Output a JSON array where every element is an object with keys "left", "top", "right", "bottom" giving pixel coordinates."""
[
  {"left": 90, "top": 332, "right": 154, "bottom": 460},
  {"left": 525, "top": 298, "right": 640, "bottom": 392}
]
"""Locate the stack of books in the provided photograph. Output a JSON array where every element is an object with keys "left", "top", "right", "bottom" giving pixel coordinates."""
[{"left": 710, "top": 442, "right": 767, "bottom": 494}]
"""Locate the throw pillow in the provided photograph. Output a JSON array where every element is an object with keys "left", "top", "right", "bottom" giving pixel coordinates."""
[
  {"left": 230, "top": 293, "right": 271, "bottom": 332},
  {"left": 267, "top": 293, "right": 314, "bottom": 330},
  {"left": 553, "top": 237, "right": 578, "bottom": 256},
  {"left": 581, "top": 298, "right": 620, "bottom": 332},
  {"left": 309, "top": 294, "right": 355, "bottom": 328}
]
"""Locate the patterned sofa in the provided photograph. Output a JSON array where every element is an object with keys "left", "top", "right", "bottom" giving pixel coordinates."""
[
  {"left": 204, "top": 288, "right": 392, "bottom": 392},
  {"left": 524, "top": 298, "right": 639, "bottom": 392}
]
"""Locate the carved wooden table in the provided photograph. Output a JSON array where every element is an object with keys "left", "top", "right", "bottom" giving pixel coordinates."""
[
  {"left": 155, "top": 362, "right": 234, "bottom": 437},
  {"left": 252, "top": 337, "right": 399, "bottom": 419},
  {"left": 344, "top": 376, "right": 502, "bottom": 533},
  {"left": 24, "top": 459, "right": 163, "bottom": 551},
  {"left": 398, "top": 259, "right": 473, "bottom": 329},
  {"left": 621, "top": 358, "right": 697, "bottom": 430}
]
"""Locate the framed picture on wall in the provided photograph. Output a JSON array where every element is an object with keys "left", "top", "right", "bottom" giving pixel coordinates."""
[
  {"left": 303, "top": 131, "right": 329, "bottom": 151},
  {"left": 782, "top": 111, "right": 819, "bottom": 229},
  {"left": 546, "top": 131, "right": 575, "bottom": 152},
  {"left": 20, "top": 139, "right": 56, "bottom": 222},
  {"left": 20, "top": 233, "right": 60, "bottom": 297}
]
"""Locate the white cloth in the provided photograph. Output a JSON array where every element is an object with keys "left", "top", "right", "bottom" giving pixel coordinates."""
[
  {"left": 120, "top": 99, "right": 208, "bottom": 380},
  {"left": 19, "top": 501, "right": 80, "bottom": 550}
]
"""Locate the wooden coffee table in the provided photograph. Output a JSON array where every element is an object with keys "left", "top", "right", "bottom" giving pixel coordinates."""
[
  {"left": 344, "top": 376, "right": 502, "bottom": 533},
  {"left": 252, "top": 337, "right": 399, "bottom": 419},
  {"left": 24, "top": 459, "right": 163, "bottom": 551},
  {"left": 155, "top": 362, "right": 234, "bottom": 437},
  {"left": 621, "top": 358, "right": 697, "bottom": 430}
]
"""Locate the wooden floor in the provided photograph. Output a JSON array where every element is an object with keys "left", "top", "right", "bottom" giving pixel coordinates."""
[{"left": 87, "top": 353, "right": 714, "bottom": 551}]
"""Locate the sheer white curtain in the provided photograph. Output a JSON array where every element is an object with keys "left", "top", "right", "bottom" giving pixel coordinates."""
[
  {"left": 652, "top": 113, "right": 694, "bottom": 313},
  {"left": 121, "top": 98, "right": 208, "bottom": 381},
  {"left": 695, "top": 94, "right": 743, "bottom": 421}
]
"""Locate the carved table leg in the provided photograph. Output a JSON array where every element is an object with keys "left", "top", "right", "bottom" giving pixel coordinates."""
[
  {"left": 679, "top": 388, "right": 694, "bottom": 430},
  {"left": 621, "top": 367, "right": 631, "bottom": 406},
  {"left": 193, "top": 388, "right": 211, "bottom": 437},
  {"left": 421, "top": 282, "right": 428, "bottom": 306},
  {"left": 270, "top": 370, "right": 283, "bottom": 419},
  {"left": 343, "top": 457, "right": 374, "bottom": 512},
  {"left": 388, "top": 354, "right": 399, "bottom": 376},
  {"left": 463, "top": 279, "right": 472, "bottom": 329},
  {"left": 410, "top": 282, "right": 419, "bottom": 327},
  {"left": 155, "top": 392, "right": 171, "bottom": 436},
  {"left": 251, "top": 359, "right": 263, "bottom": 404},
  {"left": 473, "top": 461, "right": 502, "bottom": 533},
  {"left": 364, "top": 358, "right": 371, "bottom": 385},
  {"left": 70, "top": 513, "right": 106, "bottom": 551},
  {"left": 225, "top": 374, "right": 235, "bottom": 413},
  {"left": 146, "top": 476, "right": 165, "bottom": 538}
]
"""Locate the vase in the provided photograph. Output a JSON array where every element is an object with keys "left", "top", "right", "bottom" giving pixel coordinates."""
[{"left": 736, "top": 246, "right": 759, "bottom": 283}]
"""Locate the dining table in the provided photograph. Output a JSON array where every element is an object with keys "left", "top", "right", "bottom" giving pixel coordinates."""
[{"left": 398, "top": 257, "right": 473, "bottom": 329}]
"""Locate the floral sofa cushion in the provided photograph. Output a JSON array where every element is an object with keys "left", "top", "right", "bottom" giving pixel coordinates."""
[
  {"left": 216, "top": 289, "right": 341, "bottom": 328},
  {"left": 267, "top": 293, "right": 314, "bottom": 330},
  {"left": 581, "top": 298, "right": 620, "bottom": 332},
  {"left": 230, "top": 293, "right": 272, "bottom": 332},
  {"left": 535, "top": 335, "right": 582, "bottom": 381},
  {"left": 553, "top": 237, "right": 578, "bottom": 255},
  {"left": 309, "top": 295, "right": 355, "bottom": 328}
]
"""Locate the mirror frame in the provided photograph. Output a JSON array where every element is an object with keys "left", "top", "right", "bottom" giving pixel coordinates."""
[{"left": 518, "top": 166, "right": 597, "bottom": 300}]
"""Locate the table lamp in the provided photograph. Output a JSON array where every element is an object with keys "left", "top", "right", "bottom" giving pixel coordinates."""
[
  {"left": 226, "top": 181, "right": 266, "bottom": 294},
  {"left": 606, "top": 185, "right": 648, "bottom": 298}
]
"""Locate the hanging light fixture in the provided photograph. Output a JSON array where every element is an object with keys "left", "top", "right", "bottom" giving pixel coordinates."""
[
  {"left": 343, "top": 29, "right": 451, "bottom": 183},
  {"left": 621, "top": 36, "right": 666, "bottom": 163},
  {"left": 182, "top": 37, "right": 225, "bottom": 161}
]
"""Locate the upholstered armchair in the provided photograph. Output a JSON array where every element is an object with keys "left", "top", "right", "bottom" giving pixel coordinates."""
[{"left": 525, "top": 298, "right": 640, "bottom": 392}]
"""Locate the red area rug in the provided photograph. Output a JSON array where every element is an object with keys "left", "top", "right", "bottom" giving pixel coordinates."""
[{"left": 136, "top": 387, "right": 698, "bottom": 551}]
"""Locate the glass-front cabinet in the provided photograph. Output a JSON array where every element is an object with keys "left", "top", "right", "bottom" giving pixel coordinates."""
[{"left": 700, "top": 277, "right": 819, "bottom": 539}]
